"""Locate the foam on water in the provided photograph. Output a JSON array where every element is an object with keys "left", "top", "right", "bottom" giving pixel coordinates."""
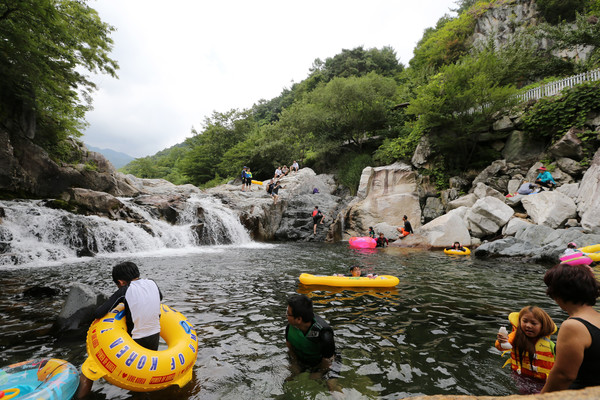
[{"left": 0, "top": 194, "right": 257, "bottom": 268}]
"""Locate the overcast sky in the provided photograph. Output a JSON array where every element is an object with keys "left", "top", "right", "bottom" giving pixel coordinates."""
[{"left": 83, "top": 0, "right": 457, "bottom": 158}]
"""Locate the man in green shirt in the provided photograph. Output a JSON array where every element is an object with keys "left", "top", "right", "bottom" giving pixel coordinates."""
[{"left": 285, "top": 294, "right": 336, "bottom": 374}]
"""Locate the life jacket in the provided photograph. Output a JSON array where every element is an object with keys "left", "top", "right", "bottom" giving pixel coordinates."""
[
  {"left": 286, "top": 315, "right": 332, "bottom": 366},
  {"left": 502, "top": 312, "right": 556, "bottom": 380}
]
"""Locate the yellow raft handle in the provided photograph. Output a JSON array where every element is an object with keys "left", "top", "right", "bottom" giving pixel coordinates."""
[
  {"left": 81, "top": 358, "right": 107, "bottom": 381},
  {"left": 1, "top": 388, "right": 20, "bottom": 400}
]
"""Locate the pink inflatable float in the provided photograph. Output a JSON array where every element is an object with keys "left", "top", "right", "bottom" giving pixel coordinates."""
[
  {"left": 560, "top": 252, "right": 593, "bottom": 266},
  {"left": 349, "top": 236, "right": 377, "bottom": 249}
]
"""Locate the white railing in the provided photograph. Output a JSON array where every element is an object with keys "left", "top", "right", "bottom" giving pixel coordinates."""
[{"left": 518, "top": 68, "right": 600, "bottom": 102}]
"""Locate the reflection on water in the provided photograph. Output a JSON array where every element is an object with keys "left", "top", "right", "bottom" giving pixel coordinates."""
[{"left": 0, "top": 243, "right": 571, "bottom": 399}]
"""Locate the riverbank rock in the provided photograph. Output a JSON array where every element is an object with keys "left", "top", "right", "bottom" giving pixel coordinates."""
[
  {"left": 466, "top": 197, "right": 514, "bottom": 238},
  {"left": 344, "top": 163, "right": 421, "bottom": 238},
  {"left": 521, "top": 191, "right": 577, "bottom": 229},
  {"left": 53, "top": 283, "right": 106, "bottom": 333},
  {"left": 391, "top": 207, "right": 471, "bottom": 248},
  {"left": 576, "top": 147, "right": 600, "bottom": 233},
  {"left": 206, "top": 167, "right": 347, "bottom": 242}
]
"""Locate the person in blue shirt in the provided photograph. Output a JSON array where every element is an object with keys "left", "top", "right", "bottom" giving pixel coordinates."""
[{"left": 535, "top": 166, "right": 556, "bottom": 190}]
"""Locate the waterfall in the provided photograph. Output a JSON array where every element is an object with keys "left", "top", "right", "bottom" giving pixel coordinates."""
[{"left": 0, "top": 194, "right": 252, "bottom": 267}]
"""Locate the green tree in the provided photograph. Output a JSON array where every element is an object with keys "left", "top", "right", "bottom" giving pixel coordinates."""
[
  {"left": 302, "top": 72, "right": 398, "bottom": 148},
  {"left": 405, "top": 51, "right": 518, "bottom": 170},
  {"left": 179, "top": 110, "right": 255, "bottom": 185},
  {"left": 536, "top": 0, "right": 587, "bottom": 23},
  {"left": 0, "top": 0, "right": 118, "bottom": 154}
]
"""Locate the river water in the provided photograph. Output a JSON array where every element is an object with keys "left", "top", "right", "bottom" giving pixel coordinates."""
[{"left": 0, "top": 242, "right": 566, "bottom": 399}]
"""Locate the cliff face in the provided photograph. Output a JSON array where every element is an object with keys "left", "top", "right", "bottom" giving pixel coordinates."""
[
  {"left": 471, "top": 0, "right": 593, "bottom": 62},
  {"left": 472, "top": 0, "right": 540, "bottom": 51},
  {"left": 0, "top": 128, "right": 139, "bottom": 199}
]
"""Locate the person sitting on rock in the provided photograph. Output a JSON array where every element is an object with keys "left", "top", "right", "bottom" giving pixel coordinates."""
[
  {"left": 535, "top": 166, "right": 556, "bottom": 190},
  {"left": 517, "top": 181, "right": 539, "bottom": 195},
  {"left": 291, "top": 160, "right": 299, "bottom": 173},
  {"left": 397, "top": 215, "right": 413, "bottom": 239}
]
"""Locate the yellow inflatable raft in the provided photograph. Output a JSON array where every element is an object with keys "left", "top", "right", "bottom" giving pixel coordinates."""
[
  {"left": 299, "top": 273, "right": 399, "bottom": 288},
  {"left": 579, "top": 244, "right": 600, "bottom": 262},
  {"left": 444, "top": 247, "right": 471, "bottom": 255},
  {"left": 82, "top": 303, "right": 198, "bottom": 392}
]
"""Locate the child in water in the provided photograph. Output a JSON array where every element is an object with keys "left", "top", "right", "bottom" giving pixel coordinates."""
[
  {"left": 445, "top": 242, "right": 466, "bottom": 251},
  {"left": 495, "top": 306, "right": 556, "bottom": 393},
  {"left": 562, "top": 242, "right": 581, "bottom": 256},
  {"left": 336, "top": 266, "right": 377, "bottom": 279}
]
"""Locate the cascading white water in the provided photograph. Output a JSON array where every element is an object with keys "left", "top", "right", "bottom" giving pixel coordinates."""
[{"left": 0, "top": 194, "right": 252, "bottom": 267}]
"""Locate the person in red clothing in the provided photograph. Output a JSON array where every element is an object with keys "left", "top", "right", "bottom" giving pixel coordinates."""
[{"left": 312, "top": 206, "right": 324, "bottom": 235}]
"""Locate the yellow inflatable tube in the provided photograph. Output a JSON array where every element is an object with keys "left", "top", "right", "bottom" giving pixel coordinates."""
[
  {"left": 579, "top": 244, "right": 600, "bottom": 262},
  {"left": 82, "top": 304, "right": 198, "bottom": 392},
  {"left": 444, "top": 247, "right": 471, "bottom": 255},
  {"left": 299, "top": 273, "right": 399, "bottom": 287}
]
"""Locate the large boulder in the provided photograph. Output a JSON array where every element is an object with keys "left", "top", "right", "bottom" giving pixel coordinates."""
[
  {"left": 60, "top": 188, "right": 146, "bottom": 224},
  {"left": 346, "top": 163, "right": 421, "bottom": 237},
  {"left": 53, "top": 283, "right": 106, "bottom": 333},
  {"left": 556, "top": 157, "right": 586, "bottom": 178},
  {"left": 466, "top": 197, "right": 514, "bottom": 238},
  {"left": 447, "top": 193, "right": 478, "bottom": 211},
  {"left": 501, "top": 130, "right": 545, "bottom": 162},
  {"left": 502, "top": 217, "right": 534, "bottom": 236},
  {"left": 473, "top": 182, "right": 505, "bottom": 201},
  {"left": 576, "top": 147, "right": 600, "bottom": 233},
  {"left": 411, "top": 135, "right": 433, "bottom": 168},
  {"left": 521, "top": 191, "right": 577, "bottom": 228},
  {"left": 556, "top": 183, "right": 579, "bottom": 201},
  {"left": 392, "top": 207, "right": 471, "bottom": 248},
  {"left": 422, "top": 197, "right": 445, "bottom": 223},
  {"left": 548, "top": 127, "right": 584, "bottom": 160}
]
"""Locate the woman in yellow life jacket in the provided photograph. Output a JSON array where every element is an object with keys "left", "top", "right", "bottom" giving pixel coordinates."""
[{"left": 495, "top": 306, "right": 557, "bottom": 392}]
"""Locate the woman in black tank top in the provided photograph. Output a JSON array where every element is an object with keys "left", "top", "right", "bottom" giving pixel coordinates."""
[{"left": 541, "top": 264, "right": 600, "bottom": 393}]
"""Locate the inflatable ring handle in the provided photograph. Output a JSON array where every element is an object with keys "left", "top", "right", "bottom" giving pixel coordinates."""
[{"left": 2, "top": 388, "right": 20, "bottom": 400}]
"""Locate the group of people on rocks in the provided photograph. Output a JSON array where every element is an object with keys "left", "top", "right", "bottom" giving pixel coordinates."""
[
  {"left": 274, "top": 161, "right": 299, "bottom": 180},
  {"left": 515, "top": 165, "right": 557, "bottom": 196},
  {"left": 240, "top": 166, "right": 254, "bottom": 192}
]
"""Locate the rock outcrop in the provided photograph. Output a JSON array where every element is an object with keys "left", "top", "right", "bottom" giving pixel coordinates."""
[
  {"left": 576, "top": 147, "right": 600, "bottom": 233},
  {"left": 342, "top": 163, "right": 421, "bottom": 238},
  {"left": 0, "top": 128, "right": 139, "bottom": 198}
]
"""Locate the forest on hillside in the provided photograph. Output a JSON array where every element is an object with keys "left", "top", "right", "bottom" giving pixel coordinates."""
[{"left": 2, "top": 0, "right": 600, "bottom": 194}]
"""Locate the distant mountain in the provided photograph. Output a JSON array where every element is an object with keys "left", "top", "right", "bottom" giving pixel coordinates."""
[{"left": 86, "top": 145, "right": 135, "bottom": 169}]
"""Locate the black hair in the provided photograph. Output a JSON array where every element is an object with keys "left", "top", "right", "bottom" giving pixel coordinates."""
[
  {"left": 112, "top": 261, "right": 140, "bottom": 284},
  {"left": 544, "top": 264, "right": 600, "bottom": 306},
  {"left": 349, "top": 265, "right": 361, "bottom": 272},
  {"left": 403, "top": 215, "right": 408, "bottom": 219},
  {"left": 287, "top": 294, "right": 314, "bottom": 323}
]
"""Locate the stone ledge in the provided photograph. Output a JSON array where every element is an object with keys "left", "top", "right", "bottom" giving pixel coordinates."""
[{"left": 402, "top": 386, "right": 600, "bottom": 400}]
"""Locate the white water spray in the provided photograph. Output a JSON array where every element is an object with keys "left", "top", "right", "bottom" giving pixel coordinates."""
[{"left": 0, "top": 194, "right": 252, "bottom": 267}]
